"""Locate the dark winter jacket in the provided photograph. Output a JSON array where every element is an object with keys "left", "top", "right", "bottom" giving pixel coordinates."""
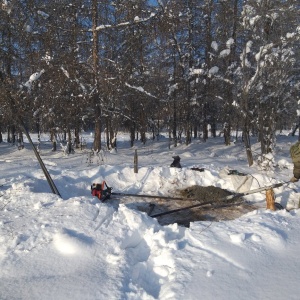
[{"left": 170, "top": 156, "right": 181, "bottom": 168}]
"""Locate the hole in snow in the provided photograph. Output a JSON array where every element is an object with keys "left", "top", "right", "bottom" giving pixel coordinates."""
[
  {"left": 153, "top": 185, "right": 256, "bottom": 227},
  {"left": 107, "top": 186, "right": 257, "bottom": 228}
]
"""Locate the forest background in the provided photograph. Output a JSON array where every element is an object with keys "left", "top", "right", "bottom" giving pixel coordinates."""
[{"left": 0, "top": 0, "right": 299, "bottom": 166}]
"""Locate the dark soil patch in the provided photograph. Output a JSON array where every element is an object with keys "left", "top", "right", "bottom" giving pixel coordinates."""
[
  {"left": 150, "top": 185, "right": 257, "bottom": 227},
  {"left": 179, "top": 185, "right": 234, "bottom": 203}
]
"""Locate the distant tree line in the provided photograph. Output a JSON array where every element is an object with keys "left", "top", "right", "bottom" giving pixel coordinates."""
[{"left": 0, "top": 0, "right": 299, "bottom": 165}]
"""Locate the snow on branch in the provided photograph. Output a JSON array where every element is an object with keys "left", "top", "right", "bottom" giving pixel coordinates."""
[
  {"left": 24, "top": 69, "right": 45, "bottom": 91},
  {"left": 213, "top": 75, "right": 234, "bottom": 85},
  {"left": 60, "top": 66, "right": 70, "bottom": 79},
  {"left": 244, "top": 43, "right": 275, "bottom": 94},
  {"left": 94, "top": 12, "right": 156, "bottom": 32},
  {"left": 125, "top": 83, "right": 158, "bottom": 99}
]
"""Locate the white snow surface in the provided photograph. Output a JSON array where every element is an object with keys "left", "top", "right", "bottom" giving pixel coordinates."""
[{"left": 1, "top": 132, "right": 300, "bottom": 300}]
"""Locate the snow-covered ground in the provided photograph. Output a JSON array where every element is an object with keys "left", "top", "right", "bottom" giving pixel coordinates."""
[{"left": 1, "top": 131, "right": 300, "bottom": 300}]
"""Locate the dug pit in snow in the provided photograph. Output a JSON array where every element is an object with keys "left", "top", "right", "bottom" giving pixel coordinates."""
[{"left": 152, "top": 185, "right": 256, "bottom": 227}]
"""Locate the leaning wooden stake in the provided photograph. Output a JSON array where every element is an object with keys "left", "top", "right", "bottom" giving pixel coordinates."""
[
  {"left": 134, "top": 149, "right": 138, "bottom": 173},
  {"left": 266, "top": 188, "right": 276, "bottom": 211},
  {"left": 2, "top": 80, "right": 61, "bottom": 198}
]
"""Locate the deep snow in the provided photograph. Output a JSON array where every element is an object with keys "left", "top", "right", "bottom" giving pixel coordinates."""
[{"left": 0, "top": 132, "right": 300, "bottom": 300}]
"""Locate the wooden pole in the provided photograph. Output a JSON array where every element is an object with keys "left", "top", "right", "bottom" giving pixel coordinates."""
[
  {"left": 21, "top": 122, "right": 61, "bottom": 197},
  {"left": 134, "top": 149, "right": 138, "bottom": 173},
  {"left": 266, "top": 188, "right": 276, "bottom": 211}
]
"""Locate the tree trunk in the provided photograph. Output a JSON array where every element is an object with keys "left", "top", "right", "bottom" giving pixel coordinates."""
[
  {"left": 106, "top": 118, "right": 110, "bottom": 149},
  {"left": 203, "top": 123, "right": 208, "bottom": 141},
  {"left": 152, "top": 119, "right": 155, "bottom": 140},
  {"left": 243, "top": 126, "right": 253, "bottom": 166},
  {"left": 36, "top": 120, "right": 40, "bottom": 152},
  {"left": 92, "top": 0, "right": 101, "bottom": 152},
  {"left": 186, "top": 126, "right": 191, "bottom": 145},
  {"left": 11, "top": 125, "right": 16, "bottom": 144},
  {"left": 17, "top": 130, "right": 24, "bottom": 149},
  {"left": 130, "top": 122, "right": 135, "bottom": 147},
  {"left": 74, "top": 127, "right": 80, "bottom": 149},
  {"left": 51, "top": 128, "right": 57, "bottom": 151},
  {"left": 67, "top": 128, "right": 72, "bottom": 154},
  {"left": 94, "top": 105, "right": 101, "bottom": 152},
  {"left": 110, "top": 124, "right": 116, "bottom": 149},
  {"left": 203, "top": 103, "right": 208, "bottom": 141},
  {"left": 211, "top": 122, "right": 216, "bottom": 138},
  {"left": 193, "top": 125, "right": 197, "bottom": 139},
  {"left": 224, "top": 122, "right": 231, "bottom": 145},
  {"left": 7, "top": 126, "right": 11, "bottom": 143},
  {"left": 111, "top": 134, "right": 117, "bottom": 149},
  {"left": 140, "top": 131, "right": 146, "bottom": 145},
  {"left": 173, "top": 99, "right": 177, "bottom": 147}
]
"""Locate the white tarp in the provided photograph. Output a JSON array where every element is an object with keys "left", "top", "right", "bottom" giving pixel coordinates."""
[{"left": 219, "top": 167, "right": 253, "bottom": 193}]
